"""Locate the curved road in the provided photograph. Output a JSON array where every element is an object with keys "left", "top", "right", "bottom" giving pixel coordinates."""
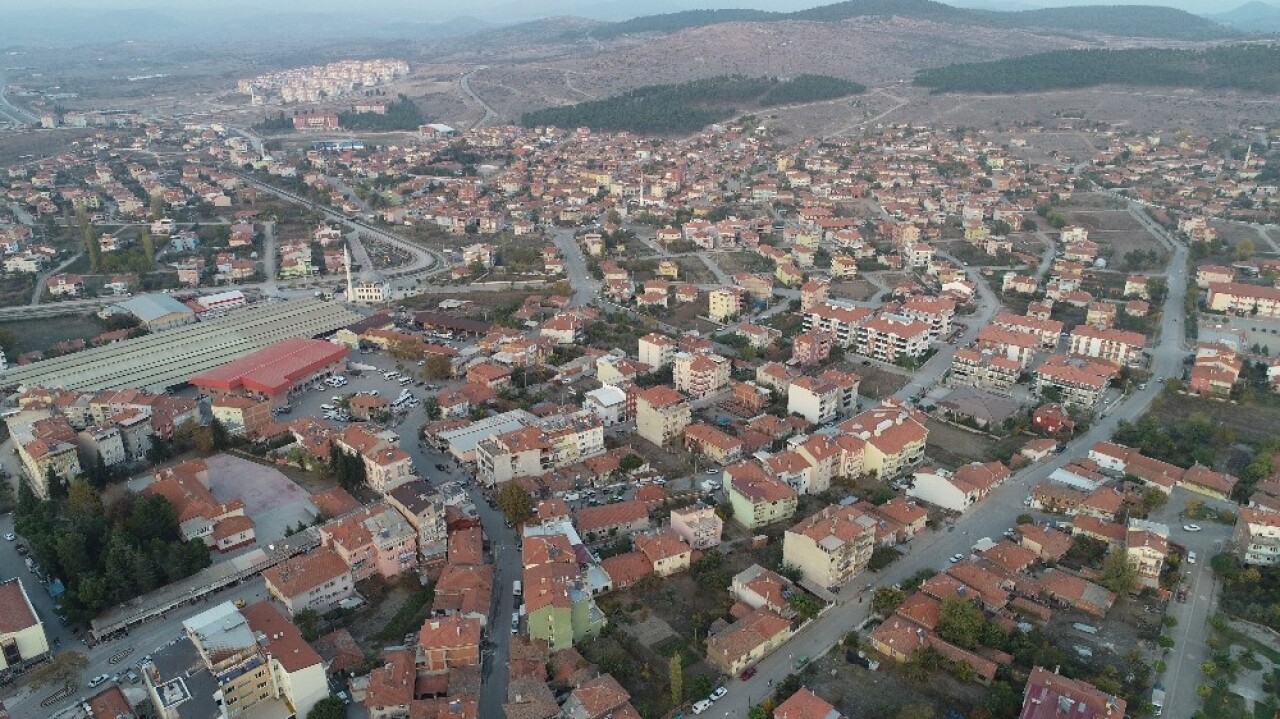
[
  {"left": 461, "top": 68, "right": 503, "bottom": 130},
  {"left": 0, "top": 72, "right": 38, "bottom": 126},
  {"left": 711, "top": 211, "right": 1192, "bottom": 719}
]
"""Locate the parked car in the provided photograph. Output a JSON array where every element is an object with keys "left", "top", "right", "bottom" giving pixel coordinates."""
[
  {"left": 949, "top": 553, "right": 964, "bottom": 563},
  {"left": 739, "top": 667, "right": 757, "bottom": 681},
  {"left": 1187, "top": 551, "right": 1197, "bottom": 564},
  {"left": 709, "top": 687, "right": 727, "bottom": 701},
  {"left": 692, "top": 700, "right": 713, "bottom": 715},
  {"left": 3, "top": 533, "right": 14, "bottom": 541},
  {"left": 1182, "top": 524, "right": 1201, "bottom": 532},
  {"left": 88, "top": 674, "right": 110, "bottom": 688}
]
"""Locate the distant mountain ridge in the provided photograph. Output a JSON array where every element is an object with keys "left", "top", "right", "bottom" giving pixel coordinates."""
[
  {"left": 592, "top": 0, "right": 1239, "bottom": 41},
  {"left": 1207, "top": 1, "right": 1280, "bottom": 32}
]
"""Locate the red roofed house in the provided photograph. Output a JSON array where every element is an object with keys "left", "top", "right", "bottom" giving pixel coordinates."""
[
  {"left": 263, "top": 547, "right": 354, "bottom": 617},
  {"left": 706, "top": 606, "right": 793, "bottom": 675},
  {"left": 416, "top": 614, "right": 482, "bottom": 672},
  {"left": 575, "top": 500, "right": 651, "bottom": 542},
  {"left": 145, "top": 459, "right": 256, "bottom": 552},
  {"left": 1019, "top": 666, "right": 1126, "bottom": 719},
  {"left": 634, "top": 529, "right": 691, "bottom": 576},
  {"left": 774, "top": 688, "right": 845, "bottom": 719}
]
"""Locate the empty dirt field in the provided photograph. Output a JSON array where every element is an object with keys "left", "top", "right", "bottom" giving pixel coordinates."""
[{"left": 1056, "top": 208, "right": 1166, "bottom": 267}]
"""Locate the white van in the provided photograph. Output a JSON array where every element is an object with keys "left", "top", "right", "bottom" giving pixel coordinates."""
[{"left": 513, "top": 580, "right": 522, "bottom": 597}]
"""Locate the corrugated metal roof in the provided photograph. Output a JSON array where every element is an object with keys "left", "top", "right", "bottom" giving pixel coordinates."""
[{"left": 5, "top": 298, "right": 360, "bottom": 392}]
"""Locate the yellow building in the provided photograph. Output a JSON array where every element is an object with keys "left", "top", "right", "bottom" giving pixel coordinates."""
[
  {"left": 0, "top": 579, "right": 50, "bottom": 672},
  {"left": 635, "top": 385, "right": 692, "bottom": 446},
  {"left": 726, "top": 461, "right": 798, "bottom": 530},
  {"left": 783, "top": 505, "right": 877, "bottom": 590},
  {"left": 708, "top": 287, "right": 745, "bottom": 323}
]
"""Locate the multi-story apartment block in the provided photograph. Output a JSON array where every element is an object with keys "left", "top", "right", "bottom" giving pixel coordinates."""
[
  {"left": 683, "top": 422, "right": 744, "bottom": 465},
  {"left": 1068, "top": 326, "right": 1146, "bottom": 367},
  {"left": 669, "top": 504, "right": 723, "bottom": 550},
  {"left": 803, "top": 301, "right": 873, "bottom": 348},
  {"left": 263, "top": 547, "right": 355, "bottom": 617},
  {"left": 899, "top": 296, "right": 956, "bottom": 338},
  {"left": 673, "top": 352, "right": 731, "bottom": 399},
  {"left": 385, "top": 479, "right": 449, "bottom": 567},
  {"left": 853, "top": 315, "right": 931, "bottom": 363},
  {"left": 725, "top": 461, "right": 799, "bottom": 529},
  {"left": 783, "top": 505, "right": 877, "bottom": 590},
  {"left": 1033, "top": 355, "right": 1116, "bottom": 408},
  {"left": 837, "top": 401, "right": 929, "bottom": 478},
  {"left": 791, "top": 330, "right": 833, "bottom": 366},
  {"left": 635, "top": 385, "right": 692, "bottom": 446},
  {"left": 976, "top": 325, "right": 1041, "bottom": 368},
  {"left": 1235, "top": 507, "right": 1280, "bottom": 566},
  {"left": 948, "top": 348, "right": 1021, "bottom": 395},
  {"left": 477, "top": 426, "right": 555, "bottom": 486},
  {"left": 708, "top": 287, "right": 746, "bottom": 323},
  {"left": 320, "top": 503, "right": 418, "bottom": 581},
  {"left": 1207, "top": 282, "right": 1280, "bottom": 318},
  {"left": 991, "top": 313, "right": 1063, "bottom": 350},
  {"left": 637, "top": 332, "right": 679, "bottom": 368},
  {"left": 145, "top": 601, "right": 327, "bottom": 719},
  {"left": 787, "top": 370, "right": 860, "bottom": 425}
]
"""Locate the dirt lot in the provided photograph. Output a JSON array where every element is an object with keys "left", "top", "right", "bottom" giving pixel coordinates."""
[
  {"left": 1057, "top": 208, "right": 1167, "bottom": 268},
  {"left": 830, "top": 278, "right": 880, "bottom": 301},
  {"left": 852, "top": 364, "right": 910, "bottom": 399},
  {"left": 924, "top": 419, "right": 1025, "bottom": 468},
  {"left": 675, "top": 257, "right": 718, "bottom": 285},
  {"left": 715, "top": 251, "right": 775, "bottom": 276},
  {"left": 400, "top": 289, "right": 546, "bottom": 313},
  {"left": 1210, "top": 220, "right": 1276, "bottom": 257},
  {"left": 1145, "top": 392, "right": 1280, "bottom": 446},
  {"left": 0, "top": 314, "right": 105, "bottom": 355},
  {"left": 807, "top": 650, "right": 989, "bottom": 719}
]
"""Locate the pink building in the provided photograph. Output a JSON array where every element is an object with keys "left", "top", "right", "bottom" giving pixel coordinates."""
[
  {"left": 669, "top": 504, "right": 723, "bottom": 550},
  {"left": 320, "top": 502, "right": 418, "bottom": 581}
]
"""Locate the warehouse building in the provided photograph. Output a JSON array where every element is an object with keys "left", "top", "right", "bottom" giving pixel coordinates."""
[
  {"left": 190, "top": 338, "right": 348, "bottom": 405},
  {"left": 5, "top": 298, "right": 360, "bottom": 393},
  {"left": 103, "top": 293, "right": 196, "bottom": 331}
]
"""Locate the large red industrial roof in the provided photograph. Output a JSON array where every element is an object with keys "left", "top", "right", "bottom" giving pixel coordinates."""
[{"left": 190, "top": 338, "right": 347, "bottom": 396}]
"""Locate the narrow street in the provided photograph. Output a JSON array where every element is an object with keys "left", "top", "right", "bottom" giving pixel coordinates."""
[{"left": 713, "top": 190, "right": 1193, "bottom": 719}]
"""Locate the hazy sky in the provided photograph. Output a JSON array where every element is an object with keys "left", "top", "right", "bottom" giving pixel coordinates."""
[{"left": 6, "top": 0, "right": 1256, "bottom": 15}]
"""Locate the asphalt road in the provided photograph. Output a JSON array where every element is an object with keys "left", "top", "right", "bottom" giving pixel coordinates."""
[
  {"left": 711, "top": 189, "right": 1195, "bottom": 719},
  {"left": 549, "top": 227, "right": 600, "bottom": 307}
]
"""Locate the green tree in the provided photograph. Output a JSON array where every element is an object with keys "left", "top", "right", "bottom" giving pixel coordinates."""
[
  {"left": 620, "top": 454, "right": 643, "bottom": 472},
  {"left": 1098, "top": 549, "right": 1139, "bottom": 595},
  {"left": 787, "top": 592, "right": 823, "bottom": 621},
  {"left": 296, "top": 608, "right": 321, "bottom": 642},
  {"left": 936, "top": 596, "right": 986, "bottom": 649},
  {"left": 423, "top": 396, "right": 441, "bottom": 420},
  {"left": 141, "top": 228, "right": 156, "bottom": 268},
  {"left": 77, "top": 207, "right": 100, "bottom": 273},
  {"left": 66, "top": 479, "right": 103, "bottom": 525},
  {"left": 307, "top": 696, "right": 348, "bottom": 719},
  {"left": 423, "top": 354, "right": 452, "bottom": 380},
  {"left": 496, "top": 482, "right": 535, "bottom": 526},
  {"left": 669, "top": 653, "right": 683, "bottom": 705},
  {"left": 688, "top": 675, "right": 713, "bottom": 701},
  {"left": 872, "top": 586, "right": 907, "bottom": 616},
  {"left": 0, "top": 327, "right": 16, "bottom": 355},
  {"left": 210, "top": 417, "right": 230, "bottom": 451}
]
